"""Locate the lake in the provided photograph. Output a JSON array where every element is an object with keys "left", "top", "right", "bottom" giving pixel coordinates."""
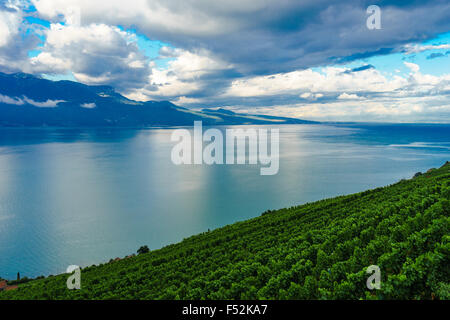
[{"left": 0, "top": 123, "right": 449, "bottom": 279}]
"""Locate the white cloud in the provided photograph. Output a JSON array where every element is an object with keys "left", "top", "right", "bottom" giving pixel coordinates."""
[
  {"left": 80, "top": 102, "right": 96, "bottom": 109},
  {"left": 225, "top": 67, "right": 408, "bottom": 97},
  {"left": 219, "top": 62, "right": 450, "bottom": 122},
  {"left": 164, "top": 49, "right": 232, "bottom": 81},
  {"left": 337, "top": 93, "right": 363, "bottom": 100},
  {"left": 300, "top": 92, "right": 323, "bottom": 100},
  {"left": 0, "top": 93, "right": 24, "bottom": 105},
  {"left": 0, "top": 9, "right": 20, "bottom": 47},
  {"left": 127, "top": 56, "right": 450, "bottom": 121},
  {"left": 30, "top": 51, "right": 70, "bottom": 72},
  {"left": 404, "top": 43, "right": 450, "bottom": 54},
  {"left": 29, "top": 22, "right": 151, "bottom": 92},
  {"left": 0, "top": 94, "right": 64, "bottom": 107},
  {"left": 172, "top": 96, "right": 203, "bottom": 105},
  {"left": 404, "top": 62, "right": 420, "bottom": 73},
  {"left": 126, "top": 48, "right": 233, "bottom": 101},
  {"left": 0, "top": 3, "right": 39, "bottom": 73},
  {"left": 242, "top": 94, "right": 450, "bottom": 123},
  {"left": 23, "top": 97, "right": 64, "bottom": 107}
]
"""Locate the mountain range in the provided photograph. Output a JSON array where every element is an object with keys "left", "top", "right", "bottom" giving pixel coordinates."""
[{"left": 0, "top": 72, "right": 315, "bottom": 127}]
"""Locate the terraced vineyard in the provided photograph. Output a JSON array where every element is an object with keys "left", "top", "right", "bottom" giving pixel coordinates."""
[{"left": 1, "top": 162, "right": 449, "bottom": 300}]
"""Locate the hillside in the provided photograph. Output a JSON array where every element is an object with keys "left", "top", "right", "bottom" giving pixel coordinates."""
[
  {"left": 0, "top": 72, "right": 315, "bottom": 127},
  {"left": 1, "top": 162, "right": 449, "bottom": 300}
]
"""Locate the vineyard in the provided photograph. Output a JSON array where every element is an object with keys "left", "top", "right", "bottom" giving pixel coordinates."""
[{"left": 1, "top": 162, "right": 449, "bottom": 300}]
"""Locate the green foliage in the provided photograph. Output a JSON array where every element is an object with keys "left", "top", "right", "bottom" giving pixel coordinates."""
[
  {"left": 1, "top": 163, "right": 449, "bottom": 300},
  {"left": 137, "top": 245, "right": 150, "bottom": 255}
]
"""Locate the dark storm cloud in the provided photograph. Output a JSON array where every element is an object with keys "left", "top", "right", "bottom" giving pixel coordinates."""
[
  {"left": 426, "top": 51, "right": 449, "bottom": 59},
  {"left": 342, "top": 64, "right": 375, "bottom": 74},
  {"left": 151, "top": 0, "right": 450, "bottom": 75},
  {"left": 126, "top": 0, "right": 450, "bottom": 103},
  {"left": 35, "top": 0, "right": 450, "bottom": 75}
]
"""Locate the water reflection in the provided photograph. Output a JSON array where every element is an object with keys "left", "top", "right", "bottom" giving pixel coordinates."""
[{"left": 0, "top": 124, "right": 449, "bottom": 279}]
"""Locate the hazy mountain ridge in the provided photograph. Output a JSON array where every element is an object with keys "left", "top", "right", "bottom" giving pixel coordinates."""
[{"left": 0, "top": 72, "right": 316, "bottom": 127}]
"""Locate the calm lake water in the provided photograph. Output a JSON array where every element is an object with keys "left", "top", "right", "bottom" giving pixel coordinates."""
[{"left": 0, "top": 123, "right": 449, "bottom": 279}]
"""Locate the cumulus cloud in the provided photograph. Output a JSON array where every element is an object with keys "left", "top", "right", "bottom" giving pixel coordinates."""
[
  {"left": 29, "top": 0, "right": 450, "bottom": 75},
  {"left": 203, "top": 64, "right": 450, "bottom": 122},
  {"left": 0, "top": 0, "right": 448, "bottom": 122},
  {"left": 225, "top": 67, "right": 407, "bottom": 98},
  {"left": 404, "top": 62, "right": 420, "bottom": 73},
  {"left": 29, "top": 22, "right": 152, "bottom": 92},
  {"left": 300, "top": 92, "right": 324, "bottom": 100},
  {"left": 337, "top": 93, "right": 364, "bottom": 100},
  {"left": 172, "top": 96, "right": 204, "bottom": 105},
  {"left": 0, "top": 2, "right": 41, "bottom": 73},
  {"left": 125, "top": 48, "right": 234, "bottom": 101},
  {"left": 0, "top": 8, "right": 18, "bottom": 47},
  {"left": 237, "top": 93, "right": 450, "bottom": 123}
]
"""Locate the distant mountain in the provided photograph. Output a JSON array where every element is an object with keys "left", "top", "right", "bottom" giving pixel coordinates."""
[{"left": 0, "top": 72, "right": 316, "bottom": 127}]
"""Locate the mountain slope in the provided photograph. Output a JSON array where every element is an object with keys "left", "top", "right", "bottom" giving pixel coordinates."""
[
  {"left": 1, "top": 162, "right": 449, "bottom": 300},
  {"left": 0, "top": 72, "right": 316, "bottom": 127}
]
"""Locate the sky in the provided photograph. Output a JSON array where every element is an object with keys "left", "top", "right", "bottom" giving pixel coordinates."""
[{"left": 0, "top": 0, "right": 449, "bottom": 122}]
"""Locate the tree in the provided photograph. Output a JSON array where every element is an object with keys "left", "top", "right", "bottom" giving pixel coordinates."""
[{"left": 137, "top": 245, "right": 150, "bottom": 255}]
